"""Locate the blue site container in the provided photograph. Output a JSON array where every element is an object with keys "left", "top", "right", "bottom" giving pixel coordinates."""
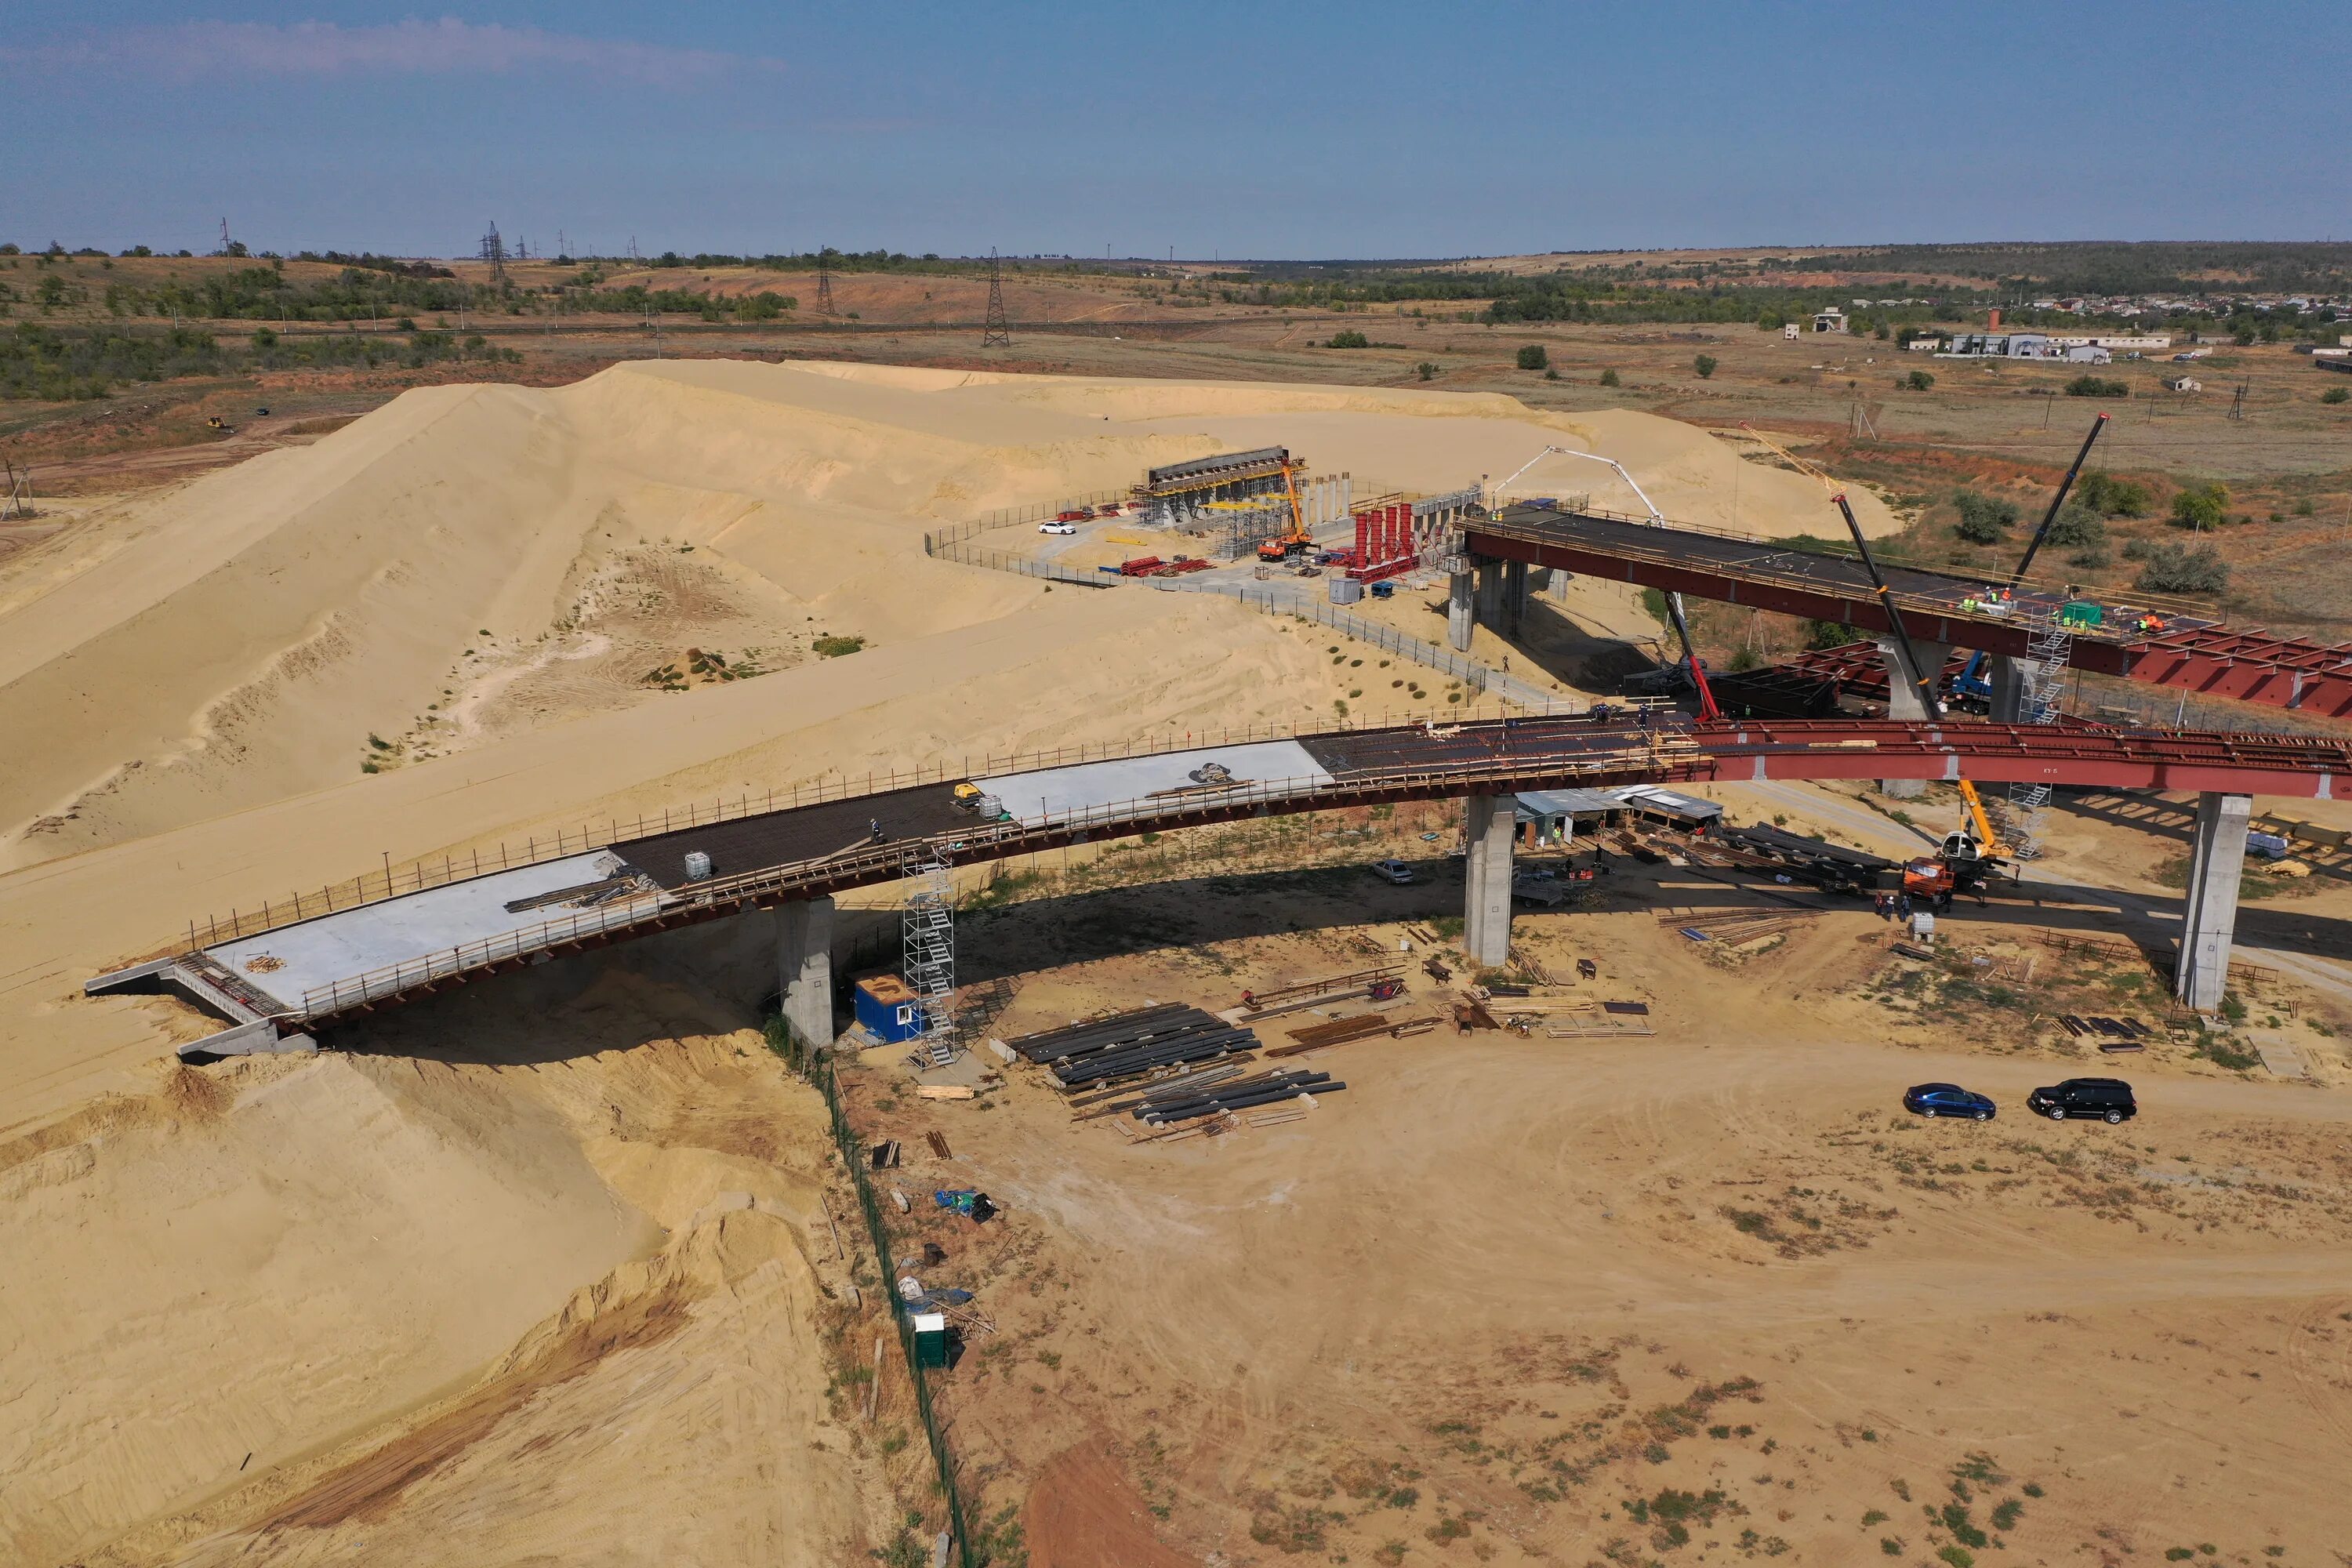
[{"left": 855, "top": 975, "right": 925, "bottom": 1044}]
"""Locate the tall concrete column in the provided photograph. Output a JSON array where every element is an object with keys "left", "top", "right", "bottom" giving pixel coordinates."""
[
  {"left": 1875, "top": 637, "right": 1952, "bottom": 798},
  {"left": 2177, "top": 792, "right": 2252, "bottom": 1012},
  {"left": 1548, "top": 568, "right": 1571, "bottom": 601},
  {"left": 1503, "top": 561, "right": 1529, "bottom": 637},
  {"left": 775, "top": 895, "right": 837, "bottom": 1049},
  {"left": 1463, "top": 793, "right": 1515, "bottom": 968},
  {"left": 1447, "top": 569, "right": 1475, "bottom": 652},
  {"left": 1475, "top": 560, "right": 1504, "bottom": 629},
  {"left": 1988, "top": 653, "right": 2032, "bottom": 724}
]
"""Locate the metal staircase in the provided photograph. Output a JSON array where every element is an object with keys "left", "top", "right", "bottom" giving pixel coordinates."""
[
  {"left": 901, "top": 844, "right": 957, "bottom": 1065},
  {"left": 2004, "top": 604, "right": 2076, "bottom": 858}
]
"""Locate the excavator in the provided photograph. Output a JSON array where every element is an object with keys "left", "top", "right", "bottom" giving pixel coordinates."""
[
  {"left": 1901, "top": 779, "right": 2012, "bottom": 900},
  {"left": 1255, "top": 457, "right": 1315, "bottom": 563}
]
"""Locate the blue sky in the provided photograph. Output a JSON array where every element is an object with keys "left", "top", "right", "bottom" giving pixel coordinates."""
[{"left": 7, "top": 1, "right": 2348, "bottom": 260}]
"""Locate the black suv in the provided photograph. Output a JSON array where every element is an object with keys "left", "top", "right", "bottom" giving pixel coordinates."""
[{"left": 2027, "top": 1077, "right": 2136, "bottom": 1124}]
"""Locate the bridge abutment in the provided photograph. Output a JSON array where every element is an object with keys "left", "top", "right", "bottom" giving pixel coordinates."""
[
  {"left": 2177, "top": 792, "right": 2251, "bottom": 1013},
  {"left": 775, "top": 895, "right": 837, "bottom": 1049},
  {"left": 1463, "top": 793, "right": 1515, "bottom": 968},
  {"left": 1875, "top": 637, "right": 1951, "bottom": 798}
]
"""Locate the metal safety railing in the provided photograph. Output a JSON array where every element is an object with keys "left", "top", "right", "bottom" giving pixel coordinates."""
[{"left": 293, "top": 735, "right": 1707, "bottom": 1018}]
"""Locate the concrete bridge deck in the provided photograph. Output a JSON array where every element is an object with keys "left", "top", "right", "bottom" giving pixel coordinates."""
[{"left": 88, "top": 713, "right": 2352, "bottom": 1054}]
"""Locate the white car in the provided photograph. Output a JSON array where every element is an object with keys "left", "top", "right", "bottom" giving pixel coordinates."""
[
  {"left": 1370, "top": 858, "right": 1415, "bottom": 885},
  {"left": 1038, "top": 521, "right": 1078, "bottom": 535}
]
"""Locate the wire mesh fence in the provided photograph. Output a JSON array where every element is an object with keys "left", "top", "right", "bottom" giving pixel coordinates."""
[{"left": 804, "top": 1046, "right": 976, "bottom": 1568}]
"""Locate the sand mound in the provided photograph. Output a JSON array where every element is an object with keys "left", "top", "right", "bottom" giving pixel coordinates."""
[{"left": 0, "top": 360, "right": 1866, "bottom": 871}]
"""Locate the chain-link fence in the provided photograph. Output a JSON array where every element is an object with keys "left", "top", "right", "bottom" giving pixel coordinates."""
[{"left": 802, "top": 1044, "right": 977, "bottom": 1568}]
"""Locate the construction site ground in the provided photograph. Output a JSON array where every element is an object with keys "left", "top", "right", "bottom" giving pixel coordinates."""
[
  {"left": 831, "top": 790, "right": 2352, "bottom": 1567},
  {"left": 6, "top": 348, "right": 2352, "bottom": 1566}
]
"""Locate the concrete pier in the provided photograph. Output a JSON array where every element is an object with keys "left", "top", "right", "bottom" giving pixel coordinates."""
[
  {"left": 1448, "top": 568, "right": 1474, "bottom": 652},
  {"left": 1989, "top": 653, "right": 2031, "bottom": 724},
  {"left": 775, "top": 895, "right": 837, "bottom": 1048},
  {"left": 1463, "top": 793, "right": 1515, "bottom": 967},
  {"left": 2177, "top": 792, "right": 2251, "bottom": 1012},
  {"left": 1503, "top": 561, "right": 1529, "bottom": 637},
  {"left": 1475, "top": 560, "right": 1504, "bottom": 630},
  {"left": 1876, "top": 637, "right": 1952, "bottom": 797}
]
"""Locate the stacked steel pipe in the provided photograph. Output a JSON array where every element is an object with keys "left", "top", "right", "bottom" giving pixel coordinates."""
[
  {"left": 1134, "top": 1068, "right": 1343, "bottom": 1124},
  {"left": 1005, "top": 1004, "right": 1261, "bottom": 1090}
]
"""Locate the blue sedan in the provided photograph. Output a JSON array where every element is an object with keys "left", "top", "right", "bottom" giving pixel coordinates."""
[{"left": 1903, "top": 1083, "right": 1995, "bottom": 1120}]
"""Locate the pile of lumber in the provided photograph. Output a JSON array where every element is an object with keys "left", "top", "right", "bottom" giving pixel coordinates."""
[
  {"left": 2056, "top": 1013, "right": 2148, "bottom": 1040},
  {"left": 1268, "top": 1011, "right": 1432, "bottom": 1056},
  {"left": 1233, "top": 964, "right": 1408, "bottom": 1022},
  {"left": 1005, "top": 1003, "right": 1260, "bottom": 1091},
  {"left": 1658, "top": 906, "right": 1819, "bottom": 950}
]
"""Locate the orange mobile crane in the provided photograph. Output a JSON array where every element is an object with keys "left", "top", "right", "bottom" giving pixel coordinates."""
[
  {"left": 1901, "top": 779, "right": 2013, "bottom": 898},
  {"left": 1256, "top": 458, "right": 1314, "bottom": 563}
]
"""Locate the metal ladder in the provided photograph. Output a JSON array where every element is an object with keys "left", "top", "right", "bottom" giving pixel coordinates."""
[
  {"left": 2004, "top": 603, "right": 2075, "bottom": 858},
  {"left": 901, "top": 844, "right": 956, "bottom": 1065}
]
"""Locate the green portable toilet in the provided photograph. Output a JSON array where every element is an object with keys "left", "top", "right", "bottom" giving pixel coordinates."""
[{"left": 911, "top": 1312, "right": 949, "bottom": 1369}]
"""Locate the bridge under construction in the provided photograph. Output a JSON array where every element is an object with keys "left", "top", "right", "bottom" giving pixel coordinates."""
[{"left": 89, "top": 711, "right": 2351, "bottom": 1060}]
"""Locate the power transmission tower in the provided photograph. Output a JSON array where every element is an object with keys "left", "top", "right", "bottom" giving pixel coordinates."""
[
  {"left": 217, "top": 217, "right": 232, "bottom": 254},
  {"left": 815, "top": 247, "right": 834, "bottom": 314},
  {"left": 480, "top": 222, "right": 508, "bottom": 286},
  {"left": 2228, "top": 381, "right": 2247, "bottom": 420},
  {"left": 981, "top": 248, "right": 1011, "bottom": 348}
]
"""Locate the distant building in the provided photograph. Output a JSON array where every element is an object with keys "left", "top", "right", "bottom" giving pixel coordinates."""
[
  {"left": 1813, "top": 308, "right": 1849, "bottom": 334},
  {"left": 2063, "top": 345, "right": 2113, "bottom": 364},
  {"left": 2164, "top": 376, "right": 2201, "bottom": 392},
  {"left": 1783, "top": 322, "right": 1801, "bottom": 340}
]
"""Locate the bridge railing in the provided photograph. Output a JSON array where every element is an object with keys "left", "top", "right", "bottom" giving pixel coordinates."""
[
  {"left": 296, "top": 733, "right": 1704, "bottom": 1018},
  {"left": 187, "top": 703, "right": 1561, "bottom": 952}
]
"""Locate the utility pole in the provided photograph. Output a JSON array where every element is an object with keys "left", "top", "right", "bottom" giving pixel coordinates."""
[
  {"left": 2228, "top": 381, "right": 2247, "bottom": 420},
  {"left": 981, "top": 248, "right": 1011, "bottom": 348}
]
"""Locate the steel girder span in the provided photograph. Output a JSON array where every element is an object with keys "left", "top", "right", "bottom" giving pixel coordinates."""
[{"left": 86, "top": 715, "right": 2349, "bottom": 1047}]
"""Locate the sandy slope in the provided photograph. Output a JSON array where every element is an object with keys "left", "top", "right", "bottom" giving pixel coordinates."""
[
  {"left": 0, "top": 361, "right": 1878, "bottom": 869},
  {"left": 0, "top": 360, "right": 1907, "bottom": 1564}
]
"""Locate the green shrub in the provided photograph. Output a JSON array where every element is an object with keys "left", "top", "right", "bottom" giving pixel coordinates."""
[
  {"left": 1327, "top": 329, "right": 1370, "bottom": 348},
  {"left": 1694, "top": 354, "right": 1718, "bottom": 379},
  {"left": 1599, "top": 367, "right": 1621, "bottom": 387},
  {"left": 812, "top": 633, "right": 867, "bottom": 657},
  {"left": 2064, "top": 375, "right": 2129, "bottom": 397},
  {"left": 1415, "top": 360, "right": 1437, "bottom": 379},
  {"left": 1516, "top": 343, "right": 1549, "bottom": 371},
  {"left": 1905, "top": 369, "right": 1935, "bottom": 390},
  {"left": 2134, "top": 542, "right": 2228, "bottom": 595},
  {"left": 2045, "top": 501, "right": 2106, "bottom": 546},
  {"left": 1953, "top": 489, "right": 2020, "bottom": 543},
  {"left": 2322, "top": 386, "right": 2348, "bottom": 405},
  {"left": 2169, "top": 482, "right": 2228, "bottom": 530},
  {"left": 2077, "top": 471, "right": 2152, "bottom": 517}
]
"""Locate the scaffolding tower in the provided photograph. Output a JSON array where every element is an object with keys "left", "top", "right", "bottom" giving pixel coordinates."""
[
  {"left": 901, "top": 844, "right": 957, "bottom": 1066},
  {"left": 2002, "top": 604, "right": 2075, "bottom": 858}
]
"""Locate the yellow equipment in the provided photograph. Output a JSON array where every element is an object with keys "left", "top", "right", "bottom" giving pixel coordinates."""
[
  {"left": 1904, "top": 780, "right": 2011, "bottom": 898},
  {"left": 1255, "top": 459, "right": 1313, "bottom": 562}
]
